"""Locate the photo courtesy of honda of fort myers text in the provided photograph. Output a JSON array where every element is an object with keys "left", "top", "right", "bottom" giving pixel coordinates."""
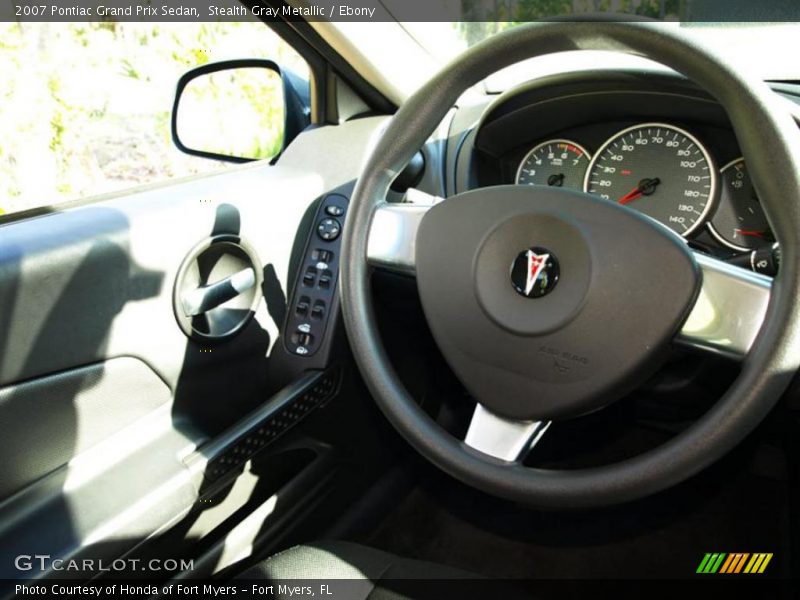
[{"left": 2, "top": 0, "right": 800, "bottom": 599}]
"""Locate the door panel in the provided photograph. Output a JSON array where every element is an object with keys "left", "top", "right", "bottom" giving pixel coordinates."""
[
  {"left": 0, "top": 357, "right": 170, "bottom": 500},
  {"left": 0, "top": 114, "right": 388, "bottom": 589},
  {"left": 0, "top": 165, "right": 319, "bottom": 388}
]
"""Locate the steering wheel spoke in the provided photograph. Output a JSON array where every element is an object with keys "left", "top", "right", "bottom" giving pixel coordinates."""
[
  {"left": 367, "top": 201, "right": 774, "bottom": 363},
  {"left": 676, "top": 253, "right": 772, "bottom": 359},
  {"left": 464, "top": 404, "right": 551, "bottom": 462},
  {"left": 367, "top": 190, "right": 439, "bottom": 274}
]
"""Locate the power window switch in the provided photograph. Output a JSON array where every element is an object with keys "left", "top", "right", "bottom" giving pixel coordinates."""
[
  {"left": 302, "top": 267, "right": 317, "bottom": 287},
  {"left": 295, "top": 296, "right": 310, "bottom": 316},
  {"left": 318, "top": 270, "right": 333, "bottom": 289},
  {"left": 311, "top": 300, "right": 326, "bottom": 320}
]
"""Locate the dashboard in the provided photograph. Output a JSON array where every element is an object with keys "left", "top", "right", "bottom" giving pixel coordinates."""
[{"left": 450, "top": 70, "right": 790, "bottom": 274}]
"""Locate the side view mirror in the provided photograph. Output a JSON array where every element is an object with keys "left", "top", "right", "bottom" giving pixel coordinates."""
[{"left": 171, "top": 59, "right": 310, "bottom": 163}]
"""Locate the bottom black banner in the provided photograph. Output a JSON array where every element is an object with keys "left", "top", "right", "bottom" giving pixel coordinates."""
[{"left": 4, "top": 578, "right": 798, "bottom": 600}]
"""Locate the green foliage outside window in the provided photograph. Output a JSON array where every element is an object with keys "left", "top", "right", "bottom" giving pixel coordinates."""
[{"left": 0, "top": 22, "right": 307, "bottom": 215}]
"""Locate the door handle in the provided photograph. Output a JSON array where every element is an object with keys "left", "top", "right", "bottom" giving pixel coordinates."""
[{"left": 181, "top": 267, "right": 256, "bottom": 317}]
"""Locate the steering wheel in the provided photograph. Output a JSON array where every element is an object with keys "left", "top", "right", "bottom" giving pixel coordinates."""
[{"left": 339, "top": 22, "right": 800, "bottom": 507}]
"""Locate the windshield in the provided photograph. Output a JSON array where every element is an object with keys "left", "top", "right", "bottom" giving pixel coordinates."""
[{"left": 403, "top": 21, "right": 800, "bottom": 91}]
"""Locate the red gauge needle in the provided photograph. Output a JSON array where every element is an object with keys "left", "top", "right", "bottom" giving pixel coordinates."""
[
  {"left": 735, "top": 229, "right": 766, "bottom": 238},
  {"left": 618, "top": 177, "right": 661, "bottom": 205},
  {"left": 618, "top": 188, "right": 643, "bottom": 205}
]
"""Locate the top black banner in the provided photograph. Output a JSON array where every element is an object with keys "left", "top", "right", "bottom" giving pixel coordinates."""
[{"left": 2, "top": 0, "right": 800, "bottom": 23}]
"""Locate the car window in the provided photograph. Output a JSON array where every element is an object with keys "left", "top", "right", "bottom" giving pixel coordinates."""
[{"left": 0, "top": 22, "right": 309, "bottom": 216}]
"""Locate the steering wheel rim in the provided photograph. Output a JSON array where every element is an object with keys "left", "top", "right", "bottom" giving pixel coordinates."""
[{"left": 339, "top": 22, "right": 800, "bottom": 507}]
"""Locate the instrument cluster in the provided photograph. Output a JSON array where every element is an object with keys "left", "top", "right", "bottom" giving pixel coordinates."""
[{"left": 514, "top": 122, "right": 774, "bottom": 253}]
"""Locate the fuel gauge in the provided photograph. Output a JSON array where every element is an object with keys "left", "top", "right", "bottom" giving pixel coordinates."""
[{"left": 708, "top": 158, "right": 774, "bottom": 252}]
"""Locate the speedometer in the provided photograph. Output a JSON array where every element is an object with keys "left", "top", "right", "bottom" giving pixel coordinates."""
[{"left": 583, "top": 123, "right": 717, "bottom": 237}]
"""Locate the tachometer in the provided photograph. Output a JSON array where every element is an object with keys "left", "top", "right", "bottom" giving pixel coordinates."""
[
  {"left": 583, "top": 123, "right": 716, "bottom": 237},
  {"left": 516, "top": 139, "right": 591, "bottom": 190},
  {"left": 708, "top": 158, "right": 774, "bottom": 252}
]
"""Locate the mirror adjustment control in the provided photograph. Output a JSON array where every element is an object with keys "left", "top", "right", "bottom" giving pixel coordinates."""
[{"left": 317, "top": 218, "right": 341, "bottom": 241}]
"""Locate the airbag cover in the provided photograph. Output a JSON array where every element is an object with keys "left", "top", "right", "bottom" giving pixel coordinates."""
[{"left": 415, "top": 185, "right": 700, "bottom": 420}]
